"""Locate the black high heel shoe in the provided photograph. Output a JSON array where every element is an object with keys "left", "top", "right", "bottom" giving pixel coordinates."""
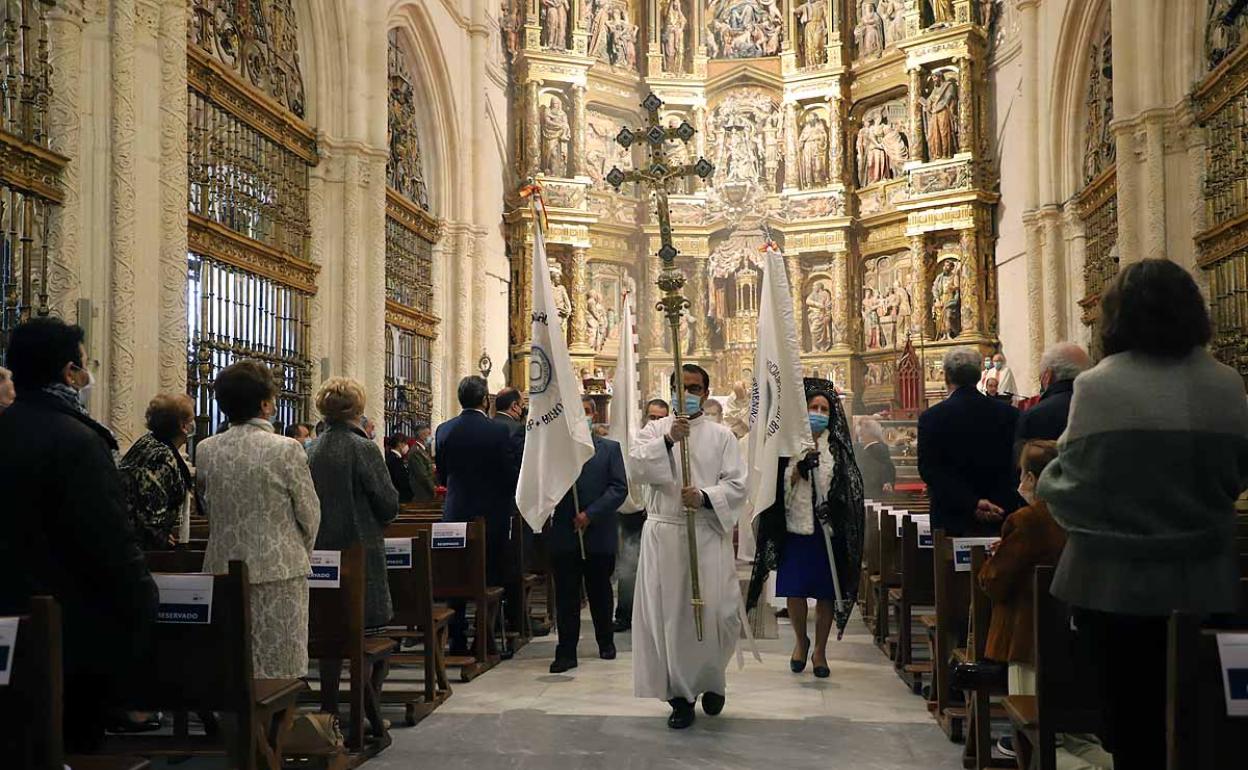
[
  {"left": 812, "top": 652, "right": 830, "bottom": 678},
  {"left": 790, "top": 635, "right": 811, "bottom": 673}
]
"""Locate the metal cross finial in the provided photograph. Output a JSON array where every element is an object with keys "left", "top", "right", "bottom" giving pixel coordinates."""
[{"left": 604, "top": 92, "right": 714, "bottom": 642}]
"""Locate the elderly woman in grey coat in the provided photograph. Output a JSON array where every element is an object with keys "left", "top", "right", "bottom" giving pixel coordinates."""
[{"left": 307, "top": 376, "right": 400, "bottom": 739}]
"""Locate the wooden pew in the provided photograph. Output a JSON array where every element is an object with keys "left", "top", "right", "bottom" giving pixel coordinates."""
[
  {"left": 307, "top": 545, "right": 397, "bottom": 754},
  {"left": 929, "top": 531, "right": 970, "bottom": 740},
  {"left": 873, "top": 511, "right": 901, "bottom": 655},
  {"left": 860, "top": 502, "right": 881, "bottom": 636},
  {"left": 1166, "top": 578, "right": 1248, "bottom": 770},
  {"left": 961, "top": 545, "right": 1013, "bottom": 769},
  {"left": 0, "top": 597, "right": 150, "bottom": 770},
  {"left": 384, "top": 520, "right": 504, "bottom": 682},
  {"left": 891, "top": 515, "right": 935, "bottom": 695},
  {"left": 103, "top": 561, "right": 306, "bottom": 770},
  {"left": 381, "top": 529, "right": 454, "bottom": 725},
  {"left": 1003, "top": 566, "right": 1102, "bottom": 770}
]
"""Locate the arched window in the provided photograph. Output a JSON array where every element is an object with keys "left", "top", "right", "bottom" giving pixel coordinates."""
[
  {"left": 185, "top": 0, "right": 319, "bottom": 435},
  {"left": 384, "top": 30, "right": 441, "bottom": 437}
]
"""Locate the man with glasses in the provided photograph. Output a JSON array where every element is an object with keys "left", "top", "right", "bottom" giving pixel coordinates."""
[{"left": 629, "top": 365, "right": 747, "bottom": 729}]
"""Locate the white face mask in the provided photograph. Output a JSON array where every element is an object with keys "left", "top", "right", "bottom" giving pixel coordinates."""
[{"left": 75, "top": 367, "right": 95, "bottom": 406}]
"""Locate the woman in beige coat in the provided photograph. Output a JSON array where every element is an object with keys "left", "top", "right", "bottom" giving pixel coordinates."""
[{"left": 197, "top": 360, "right": 321, "bottom": 678}]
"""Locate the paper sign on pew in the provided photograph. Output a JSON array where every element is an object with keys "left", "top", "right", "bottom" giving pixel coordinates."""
[
  {"left": 1217, "top": 632, "right": 1248, "bottom": 716},
  {"left": 894, "top": 513, "right": 929, "bottom": 538},
  {"left": 308, "top": 551, "right": 341, "bottom": 588},
  {"left": 384, "top": 538, "right": 414, "bottom": 569},
  {"left": 154, "top": 574, "right": 214, "bottom": 624},
  {"left": 0, "top": 617, "right": 16, "bottom": 686},
  {"left": 952, "top": 538, "right": 1000, "bottom": 572},
  {"left": 431, "top": 522, "right": 468, "bottom": 549},
  {"left": 917, "top": 519, "right": 933, "bottom": 549}
]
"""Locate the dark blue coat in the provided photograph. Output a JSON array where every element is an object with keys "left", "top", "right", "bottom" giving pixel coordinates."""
[
  {"left": 1015, "top": 378, "right": 1075, "bottom": 448},
  {"left": 435, "top": 410, "right": 517, "bottom": 561},
  {"left": 918, "top": 386, "right": 1023, "bottom": 537},
  {"left": 546, "top": 435, "right": 628, "bottom": 555}
]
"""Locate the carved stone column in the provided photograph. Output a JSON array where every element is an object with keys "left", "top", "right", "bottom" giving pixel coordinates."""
[
  {"left": 157, "top": 0, "right": 188, "bottom": 394},
  {"left": 690, "top": 258, "right": 710, "bottom": 354},
  {"left": 571, "top": 0, "right": 588, "bottom": 53},
  {"left": 1023, "top": 212, "right": 1045, "bottom": 376},
  {"left": 647, "top": 0, "right": 663, "bottom": 75},
  {"left": 571, "top": 84, "right": 587, "bottom": 177},
  {"left": 525, "top": 0, "right": 543, "bottom": 49},
  {"left": 786, "top": 253, "right": 806, "bottom": 349},
  {"left": 784, "top": 101, "right": 799, "bottom": 192},
  {"left": 694, "top": 105, "right": 707, "bottom": 189},
  {"left": 830, "top": 250, "right": 851, "bottom": 350},
  {"left": 570, "top": 246, "right": 591, "bottom": 351},
  {"left": 645, "top": 252, "right": 664, "bottom": 353},
  {"left": 823, "top": 0, "right": 837, "bottom": 68},
  {"left": 910, "top": 235, "right": 930, "bottom": 342},
  {"left": 45, "top": 2, "right": 84, "bottom": 322},
  {"left": 1040, "top": 207, "right": 1065, "bottom": 343},
  {"left": 1061, "top": 206, "right": 1088, "bottom": 346},
  {"left": 958, "top": 227, "right": 981, "bottom": 338},
  {"left": 526, "top": 80, "right": 541, "bottom": 177},
  {"left": 908, "top": 67, "right": 925, "bottom": 163},
  {"left": 826, "top": 95, "right": 841, "bottom": 185},
  {"left": 109, "top": 0, "right": 139, "bottom": 444},
  {"left": 957, "top": 56, "right": 973, "bottom": 157}
]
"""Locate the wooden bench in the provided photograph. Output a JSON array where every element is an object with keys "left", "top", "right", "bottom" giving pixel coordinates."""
[
  {"left": 383, "top": 519, "right": 504, "bottom": 682},
  {"left": 0, "top": 597, "right": 151, "bottom": 770},
  {"left": 961, "top": 545, "right": 1013, "bottom": 769},
  {"left": 105, "top": 561, "right": 306, "bottom": 770},
  {"left": 1003, "top": 566, "right": 1102, "bottom": 770},
  {"left": 929, "top": 531, "right": 969, "bottom": 740},
  {"left": 382, "top": 528, "right": 454, "bottom": 725},
  {"left": 503, "top": 513, "right": 544, "bottom": 654},
  {"left": 891, "top": 514, "right": 934, "bottom": 694},
  {"left": 873, "top": 511, "right": 902, "bottom": 655},
  {"left": 307, "top": 545, "right": 397, "bottom": 754},
  {"left": 860, "top": 502, "right": 882, "bottom": 635},
  {"left": 1166, "top": 578, "right": 1248, "bottom": 769}
]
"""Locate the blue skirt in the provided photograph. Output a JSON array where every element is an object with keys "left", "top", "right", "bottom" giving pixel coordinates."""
[{"left": 776, "top": 528, "right": 838, "bottom": 600}]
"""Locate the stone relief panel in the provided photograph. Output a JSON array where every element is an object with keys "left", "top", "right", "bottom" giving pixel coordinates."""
[
  {"left": 1082, "top": 8, "right": 1114, "bottom": 185},
  {"left": 804, "top": 275, "right": 837, "bottom": 351},
  {"left": 1208, "top": 0, "right": 1248, "bottom": 68},
  {"left": 854, "top": 99, "right": 910, "bottom": 187},
  {"left": 705, "top": 0, "right": 784, "bottom": 59},
  {"left": 586, "top": 261, "right": 638, "bottom": 355},
  {"left": 854, "top": 0, "right": 908, "bottom": 61},
  {"left": 586, "top": 108, "right": 634, "bottom": 188},
  {"left": 861, "top": 252, "right": 914, "bottom": 350},
  {"left": 588, "top": 0, "right": 639, "bottom": 69},
  {"left": 540, "top": 90, "right": 572, "bottom": 177},
  {"left": 705, "top": 88, "right": 784, "bottom": 213},
  {"left": 189, "top": 0, "right": 307, "bottom": 117},
  {"left": 387, "top": 32, "right": 429, "bottom": 211}
]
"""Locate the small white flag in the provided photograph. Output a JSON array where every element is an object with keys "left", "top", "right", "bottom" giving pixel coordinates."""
[
  {"left": 747, "top": 244, "right": 813, "bottom": 518},
  {"left": 515, "top": 195, "right": 595, "bottom": 532},
  {"left": 608, "top": 296, "right": 643, "bottom": 513}
]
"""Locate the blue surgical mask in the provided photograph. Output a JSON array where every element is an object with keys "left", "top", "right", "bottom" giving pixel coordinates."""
[
  {"left": 808, "top": 412, "right": 829, "bottom": 434},
  {"left": 585, "top": 416, "right": 594, "bottom": 432},
  {"left": 684, "top": 394, "right": 702, "bottom": 415}
]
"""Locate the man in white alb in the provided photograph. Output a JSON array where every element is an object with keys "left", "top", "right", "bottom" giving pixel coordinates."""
[{"left": 630, "top": 364, "right": 747, "bottom": 729}]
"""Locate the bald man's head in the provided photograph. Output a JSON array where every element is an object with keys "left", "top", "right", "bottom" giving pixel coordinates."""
[{"left": 1039, "top": 343, "right": 1091, "bottom": 389}]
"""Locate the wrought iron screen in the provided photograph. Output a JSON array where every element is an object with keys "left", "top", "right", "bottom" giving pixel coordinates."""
[{"left": 384, "top": 325, "right": 432, "bottom": 437}]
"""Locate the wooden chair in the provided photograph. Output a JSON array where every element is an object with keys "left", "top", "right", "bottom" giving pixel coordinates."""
[
  {"left": 382, "top": 527, "right": 454, "bottom": 725},
  {"left": 1003, "top": 566, "right": 1102, "bottom": 770},
  {"left": 873, "top": 511, "right": 901, "bottom": 655},
  {"left": 929, "top": 531, "right": 970, "bottom": 740},
  {"left": 1166, "top": 578, "right": 1248, "bottom": 770},
  {"left": 0, "top": 597, "right": 150, "bottom": 770},
  {"left": 306, "top": 545, "right": 397, "bottom": 753},
  {"left": 962, "top": 546, "right": 1013, "bottom": 769},
  {"left": 890, "top": 515, "right": 935, "bottom": 694},
  {"left": 104, "top": 562, "right": 306, "bottom": 770}
]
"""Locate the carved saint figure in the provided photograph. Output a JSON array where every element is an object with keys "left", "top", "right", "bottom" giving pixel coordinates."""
[
  {"left": 921, "top": 71, "right": 960, "bottom": 159},
  {"left": 928, "top": 0, "right": 955, "bottom": 24},
  {"left": 891, "top": 280, "right": 913, "bottom": 342},
  {"left": 662, "top": 0, "right": 687, "bottom": 73},
  {"left": 540, "top": 97, "right": 571, "bottom": 177},
  {"left": 587, "top": 290, "right": 608, "bottom": 351},
  {"left": 879, "top": 114, "right": 910, "bottom": 173},
  {"left": 551, "top": 263, "right": 573, "bottom": 339},
  {"left": 876, "top": 0, "right": 907, "bottom": 47},
  {"left": 794, "top": 0, "right": 828, "bottom": 67},
  {"left": 862, "top": 286, "right": 886, "bottom": 349},
  {"left": 762, "top": 110, "right": 783, "bottom": 189},
  {"left": 931, "top": 257, "right": 962, "bottom": 340},
  {"left": 805, "top": 282, "right": 835, "bottom": 352},
  {"left": 543, "top": 0, "right": 569, "bottom": 49},
  {"left": 798, "top": 112, "right": 830, "bottom": 188},
  {"left": 609, "top": 8, "right": 639, "bottom": 68},
  {"left": 854, "top": 1, "right": 885, "bottom": 59},
  {"left": 587, "top": 0, "right": 611, "bottom": 59}
]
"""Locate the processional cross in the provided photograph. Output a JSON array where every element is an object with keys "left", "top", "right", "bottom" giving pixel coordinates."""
[{"left": 605, "top": 93, "right": 715, "bottom": 640}]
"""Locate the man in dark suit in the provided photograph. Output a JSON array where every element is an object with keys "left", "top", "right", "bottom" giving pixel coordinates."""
[
  {"left": 493, "top": 386, "right": 526, "bottom": 469},
  {"left": 491, "top": 385, "right": 534, "bottom": 639},
  {"left": 548, "top": 396, "right": 629, "bottom": 673},
  {"left": 918, "top": 347, "right": 1023, "bottom": 537},
  {"left": 435, "top": 376, "right": 517, "bottom": 651},
  {"left": 1014, "top": 342, "right": 1091, "bottom": 455},
  {"left": 385, "top": 434, "right": 415, "bottom": 502}
]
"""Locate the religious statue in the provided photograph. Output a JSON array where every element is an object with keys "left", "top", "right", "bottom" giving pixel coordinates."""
[
  {"left": 797, "top": 112, "right": 830, "bottom": 188},
  {"left": 704, "top": 0, "right": 784, "bottom": 59},
  {"left": 879, "top": 115, "right": 910, "bottom": 172},
  {"left": 928, "top": 0, "right": 955, "bottom": 24},
  {"left": 542, "top": 0, "right": 569, "bottom": 49},
  {"left": 550, "top": 262, "right": 573, "bottom": 339},
  {"left": 931, "top": 257, "right": 962, "bottom": 340},
  {"left": 587, "top": 0, "right": 611, "bottom": 59},
  {"left": 608, "top": 8, "right": 639, "bottom": 68},
  {"left": 854, "top": 1, "right": 885, "bottom": 59},
  {"left": 724, "top": 126, "right": 761, "bottom": 183},
  {"left": 587, "top": 290, "right": 608, "bottom": 351},
  {"left": 921, "top": 71, "right": 960, "bottom": 159},
  {"left": 662, "top": 0, "right": 687, "bottom": 73},
  {"left": 794, "top": 0, "right": 828, "bottom": 67},
  {"left": 862, "top": 287, "right": 886, "bottom": 349},
  {"left": 540, "top": 97, "right": 571, "bottom": 177},
  {"left": 891, "top": 281, "right": 913, "bottom": 342},
  {"left": 876, "top": 0, "right": 907, "bottom": 47},
  {"left": 762, "top": 111, "right": 783, "bottom": 189},
  {"left": 805, "top": 282, "right": 835, "bottom": 351}
]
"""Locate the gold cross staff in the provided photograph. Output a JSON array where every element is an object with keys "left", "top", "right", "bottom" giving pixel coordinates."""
[{"left": 605, "top": 93, "right": 715, "bottom": 641}]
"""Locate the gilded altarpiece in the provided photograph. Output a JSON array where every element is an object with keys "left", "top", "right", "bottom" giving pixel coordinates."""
[{"left": 505, "top": 0, "right": 999, "bottom": 410}]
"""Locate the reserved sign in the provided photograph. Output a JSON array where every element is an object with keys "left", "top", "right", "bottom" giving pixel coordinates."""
[
  {"left": 917, "top": 520, "right": 933, "bottom": 549},
  {"left": 431, "top": 522, "right": 468, "bottom": 549},
  {"left": 0, "top": 617, "right": 16, "bottom": 686},
  {"left": 952, "top": 538, "right": 1000, "bottom": 572},
  {"left": 309, "top": 551, "right": 341, "bottom": 588},
  {"left": 1217, "top": 632, "right": 1248, "bottom": 716},
  {"left": 384, "top": 538, "right": 414, "bottom": 569},
  {"left": 154, "top": 574, "right": 214, "bottom": 624}
]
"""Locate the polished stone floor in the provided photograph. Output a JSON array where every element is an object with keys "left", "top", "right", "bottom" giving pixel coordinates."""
[{"left": 368, "top": 612, "right": 965, "bottom": 770}]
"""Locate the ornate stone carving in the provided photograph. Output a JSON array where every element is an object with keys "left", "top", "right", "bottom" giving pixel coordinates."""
[
  {"left": 540, "top": 93, "right": 572, "bottom": 177},
  {"left": 795, "top": 0, "right": 829, "bottom": 67},
  {"left": 542, "top": 0, "right": 570, "bottom": 49},
  {"left": 877, "top": 0, "right": 909, "bottom": 48},
  {"left": 927, "top": 0, "right": 954, "bottom": 26},
  {"left": 920, "top": 68, "right": 960, "bottom": 159},
  {"left": 159, "top": 0, "right": 188, "bottom": 394},
  {"left": 188, "top": 0, "right": 307, "bottom": 118},
  {"left": 705, "top": 0, "right": 784, "bottom": 59},
  {"left": 909, "top": 159, "right": 971, "bottom": 195},
  {"left": 1207, "top": 0, "right": 1248, "bottom": 68},
  {"left": 862, "top": 252, "right": 915, "bottom": 350},
  {"left": 930, "top": 253, "right": 961, "bottom": 340},
  {"left": 662, "top": 0, "right": 687, "bottom": 73},
  {"left": 797, "top": 110, "right": 831, "bottom": 188},
  {"left": 855, "top": 1, "right": 886, "bottom": 59},
  {"left": 388, "top": 32, "right": 430, "bottom": 211},
  {"left": 110, "top": 0, "right": 139, "bottom": 444},
  {"left": 1082, "top": 10, "right": 1114, "bottom": 186},
  {"left": 805, "top": 279, "right": 835, "bottom": 351},
  {"left": 705, "top": 88, "right": 783, "bottom": 210},
  {"left": 855, "top": 100, "right": 910, "bottom": 187}
]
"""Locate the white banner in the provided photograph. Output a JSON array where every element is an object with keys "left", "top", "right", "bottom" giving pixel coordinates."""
[{"left": 608, "top": 296, "right": 644, "bottom": 514}]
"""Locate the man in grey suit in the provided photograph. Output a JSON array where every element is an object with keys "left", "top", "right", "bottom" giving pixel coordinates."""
[{"left": 548, "top": 396, "right": 629, "bottom": 673}]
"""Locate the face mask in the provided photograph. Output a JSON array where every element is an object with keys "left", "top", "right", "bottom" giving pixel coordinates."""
[
  {"left": 303, "top": 438, "right": 314, "bottom": 448},
  {"left": 585, "top": 416, "right": 594, "bottom": 432},
  {"left": 75, "top": 368, "right": 95, "bottom": 406},
  {"left": 994, "top": 360, "right": 1003, "bottom": 370},
  {"left": 808, "top": 412, "right": 829, "bottom": 434},
  {"left": 185, "top": 423, "right": 196, "bottom": 439},
  {"left": 1018, "top": 473, "right": 1036, "bottom": 505},
  {"left": 684, "top": 394, "right": 702, "bottom": 415}
]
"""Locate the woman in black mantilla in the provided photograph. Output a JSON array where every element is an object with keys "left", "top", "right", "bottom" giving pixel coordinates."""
[{"left": 746, "top": 378, "right": 865, "bottom": 678}]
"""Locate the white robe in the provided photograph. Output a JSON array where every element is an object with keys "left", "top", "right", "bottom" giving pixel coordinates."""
[{"left": 630, "top": 414, "right": 747, "bottom": 701}]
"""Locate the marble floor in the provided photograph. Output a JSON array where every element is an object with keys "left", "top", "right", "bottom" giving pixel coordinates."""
[{"left": 368, "top": 612, "right": 966, "bottom": 770}]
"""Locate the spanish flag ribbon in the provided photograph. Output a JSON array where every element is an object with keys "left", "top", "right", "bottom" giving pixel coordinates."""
[{"left": 519, "top": 181, "right": 549, "bottom": 232}]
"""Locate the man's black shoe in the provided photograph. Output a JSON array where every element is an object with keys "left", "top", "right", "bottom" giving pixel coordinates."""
[
  {"left": 599, "top": 644, "right": 617, "bottom": 660},
  {"left": 667, "top": 698, "right": 695, "bottom": 729},
  {"left": 701, "top": 692, "right": 725, "bottom": 716},
  {"left": 613, "top": 619, "right": 631, "bottom": 633},
  {"left": 549, "top": 658, "right": 578, "bottom": 674}
]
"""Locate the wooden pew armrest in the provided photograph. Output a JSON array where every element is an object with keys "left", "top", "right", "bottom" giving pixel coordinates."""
[
  {"left": 432, "top": 607, "right": 455, "bottom": 626},
  {"left": 254, "top": 678, "right": 307, "bottom": 710},
  {"left": 67, "top": 757, "right": 151, "bottom": 770},
  {"left": 1002, "top": 695, "right": 1037, "bottom": 729},
  {"left": 364, "top": 637, "right": 399, "bottom": 659}
]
